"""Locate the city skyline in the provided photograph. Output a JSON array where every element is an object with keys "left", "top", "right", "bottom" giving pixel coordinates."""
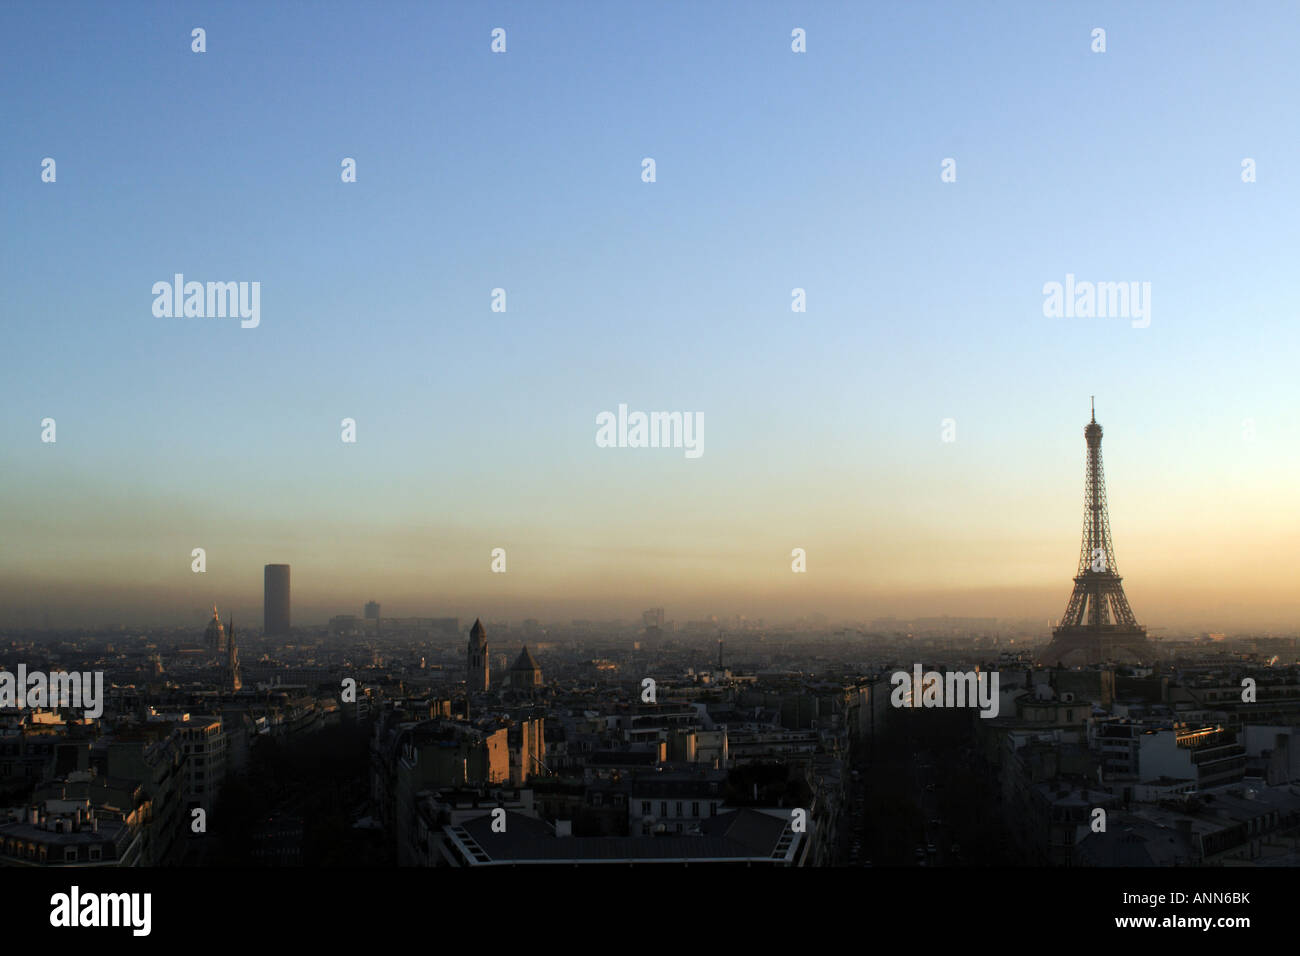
[
  {"left": 2, "top": 1, "right": 1298, "bottom": 920},
  {"left": 1, "top": 399, "right": 1292, "bottom": 631}
]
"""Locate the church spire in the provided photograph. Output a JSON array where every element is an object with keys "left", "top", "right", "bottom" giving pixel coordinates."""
[{"left": 467, "top": 617, "right": 489, "bottom": 692}]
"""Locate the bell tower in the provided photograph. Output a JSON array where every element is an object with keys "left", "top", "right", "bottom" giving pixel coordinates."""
[{"left": 467, "top": 618, "right": 489, "bottom": 692}]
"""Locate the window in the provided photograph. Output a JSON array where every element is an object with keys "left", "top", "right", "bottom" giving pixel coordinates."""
[
  {"left": 692, "top": 802, "right": 700, "bottom": 817},
  {"left": 660, "top": 802, "right": 667, "bottom": 817},
  {"left": 64, "top": 847, "right": 76, "bottom": 862},
  {"left": 711, "top": 802, "right": 718, "bottom": 816},
  {"left": 676, "top": 801, "right": 683, "bottom": 817},
  {"left": 641, "top": 801, "right": 651, "bottom": 815}
]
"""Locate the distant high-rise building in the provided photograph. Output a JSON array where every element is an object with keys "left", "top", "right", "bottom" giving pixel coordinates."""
[
  {"left": 264, "top": 564, "right": 291, "bottom": 635},
  {"left": 364, "top": 601, "right": 380, "bottom": 620},
  {"left": 467, "top": 618, "right": 489, "bottom": 691},
  {"left": 643, "top": 607, "right": 665, "bottom": 642}
]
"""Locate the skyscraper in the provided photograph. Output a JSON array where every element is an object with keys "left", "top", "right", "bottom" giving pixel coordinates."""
[
  {"left": 1041, "top": 402, "right": 1155, "bottom": 666},
  {"left": 264, "top": 564, "right": 291, "bottom": 636}
]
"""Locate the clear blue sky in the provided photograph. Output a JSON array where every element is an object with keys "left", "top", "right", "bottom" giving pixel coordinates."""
[{"left": 3, "top": 1, "right": 1298, "bottom": 628}]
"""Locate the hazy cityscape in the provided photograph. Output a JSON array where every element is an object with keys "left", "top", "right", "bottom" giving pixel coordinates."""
[
  {"left": 5, "top": 0, "right": 1295, "bottom": 940},
  {"left": 5, "top": 403, "right": 1300, "bottom": 870},
  {"left": 3, "top": 599, "right": 1299, "bottom": 869},
  {"left": 1, "top": 405, "right": 1289, "bottom": 939}
]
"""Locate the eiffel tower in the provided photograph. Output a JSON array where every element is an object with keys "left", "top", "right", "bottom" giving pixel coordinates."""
[{"left": 1041, "top": 401, "right": 1156, "bottom": 666}]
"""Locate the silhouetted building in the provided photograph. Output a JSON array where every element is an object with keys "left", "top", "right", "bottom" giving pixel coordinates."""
[
  {"left": 264, "top": 564, "right": 291, "bottom": 636},
  {"left": 509, "top": 646, "right": 543, "bottom": 692},
  {"left": 467, "top": 618, "right": 489, "bottom": 692},
  {"left": 430, "top": 807, "right": 807, "bottom": 866},
  {"left": 1042, "top": 402, "right": 1155, "bottom": 666},
  {"left": 364, "top": 601, "right": 380, "bottom": 620}
]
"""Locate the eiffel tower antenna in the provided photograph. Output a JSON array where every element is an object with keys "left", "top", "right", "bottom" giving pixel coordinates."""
[{"left": 1041, "top": 402, "right": 1155, "bottom": 666}]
